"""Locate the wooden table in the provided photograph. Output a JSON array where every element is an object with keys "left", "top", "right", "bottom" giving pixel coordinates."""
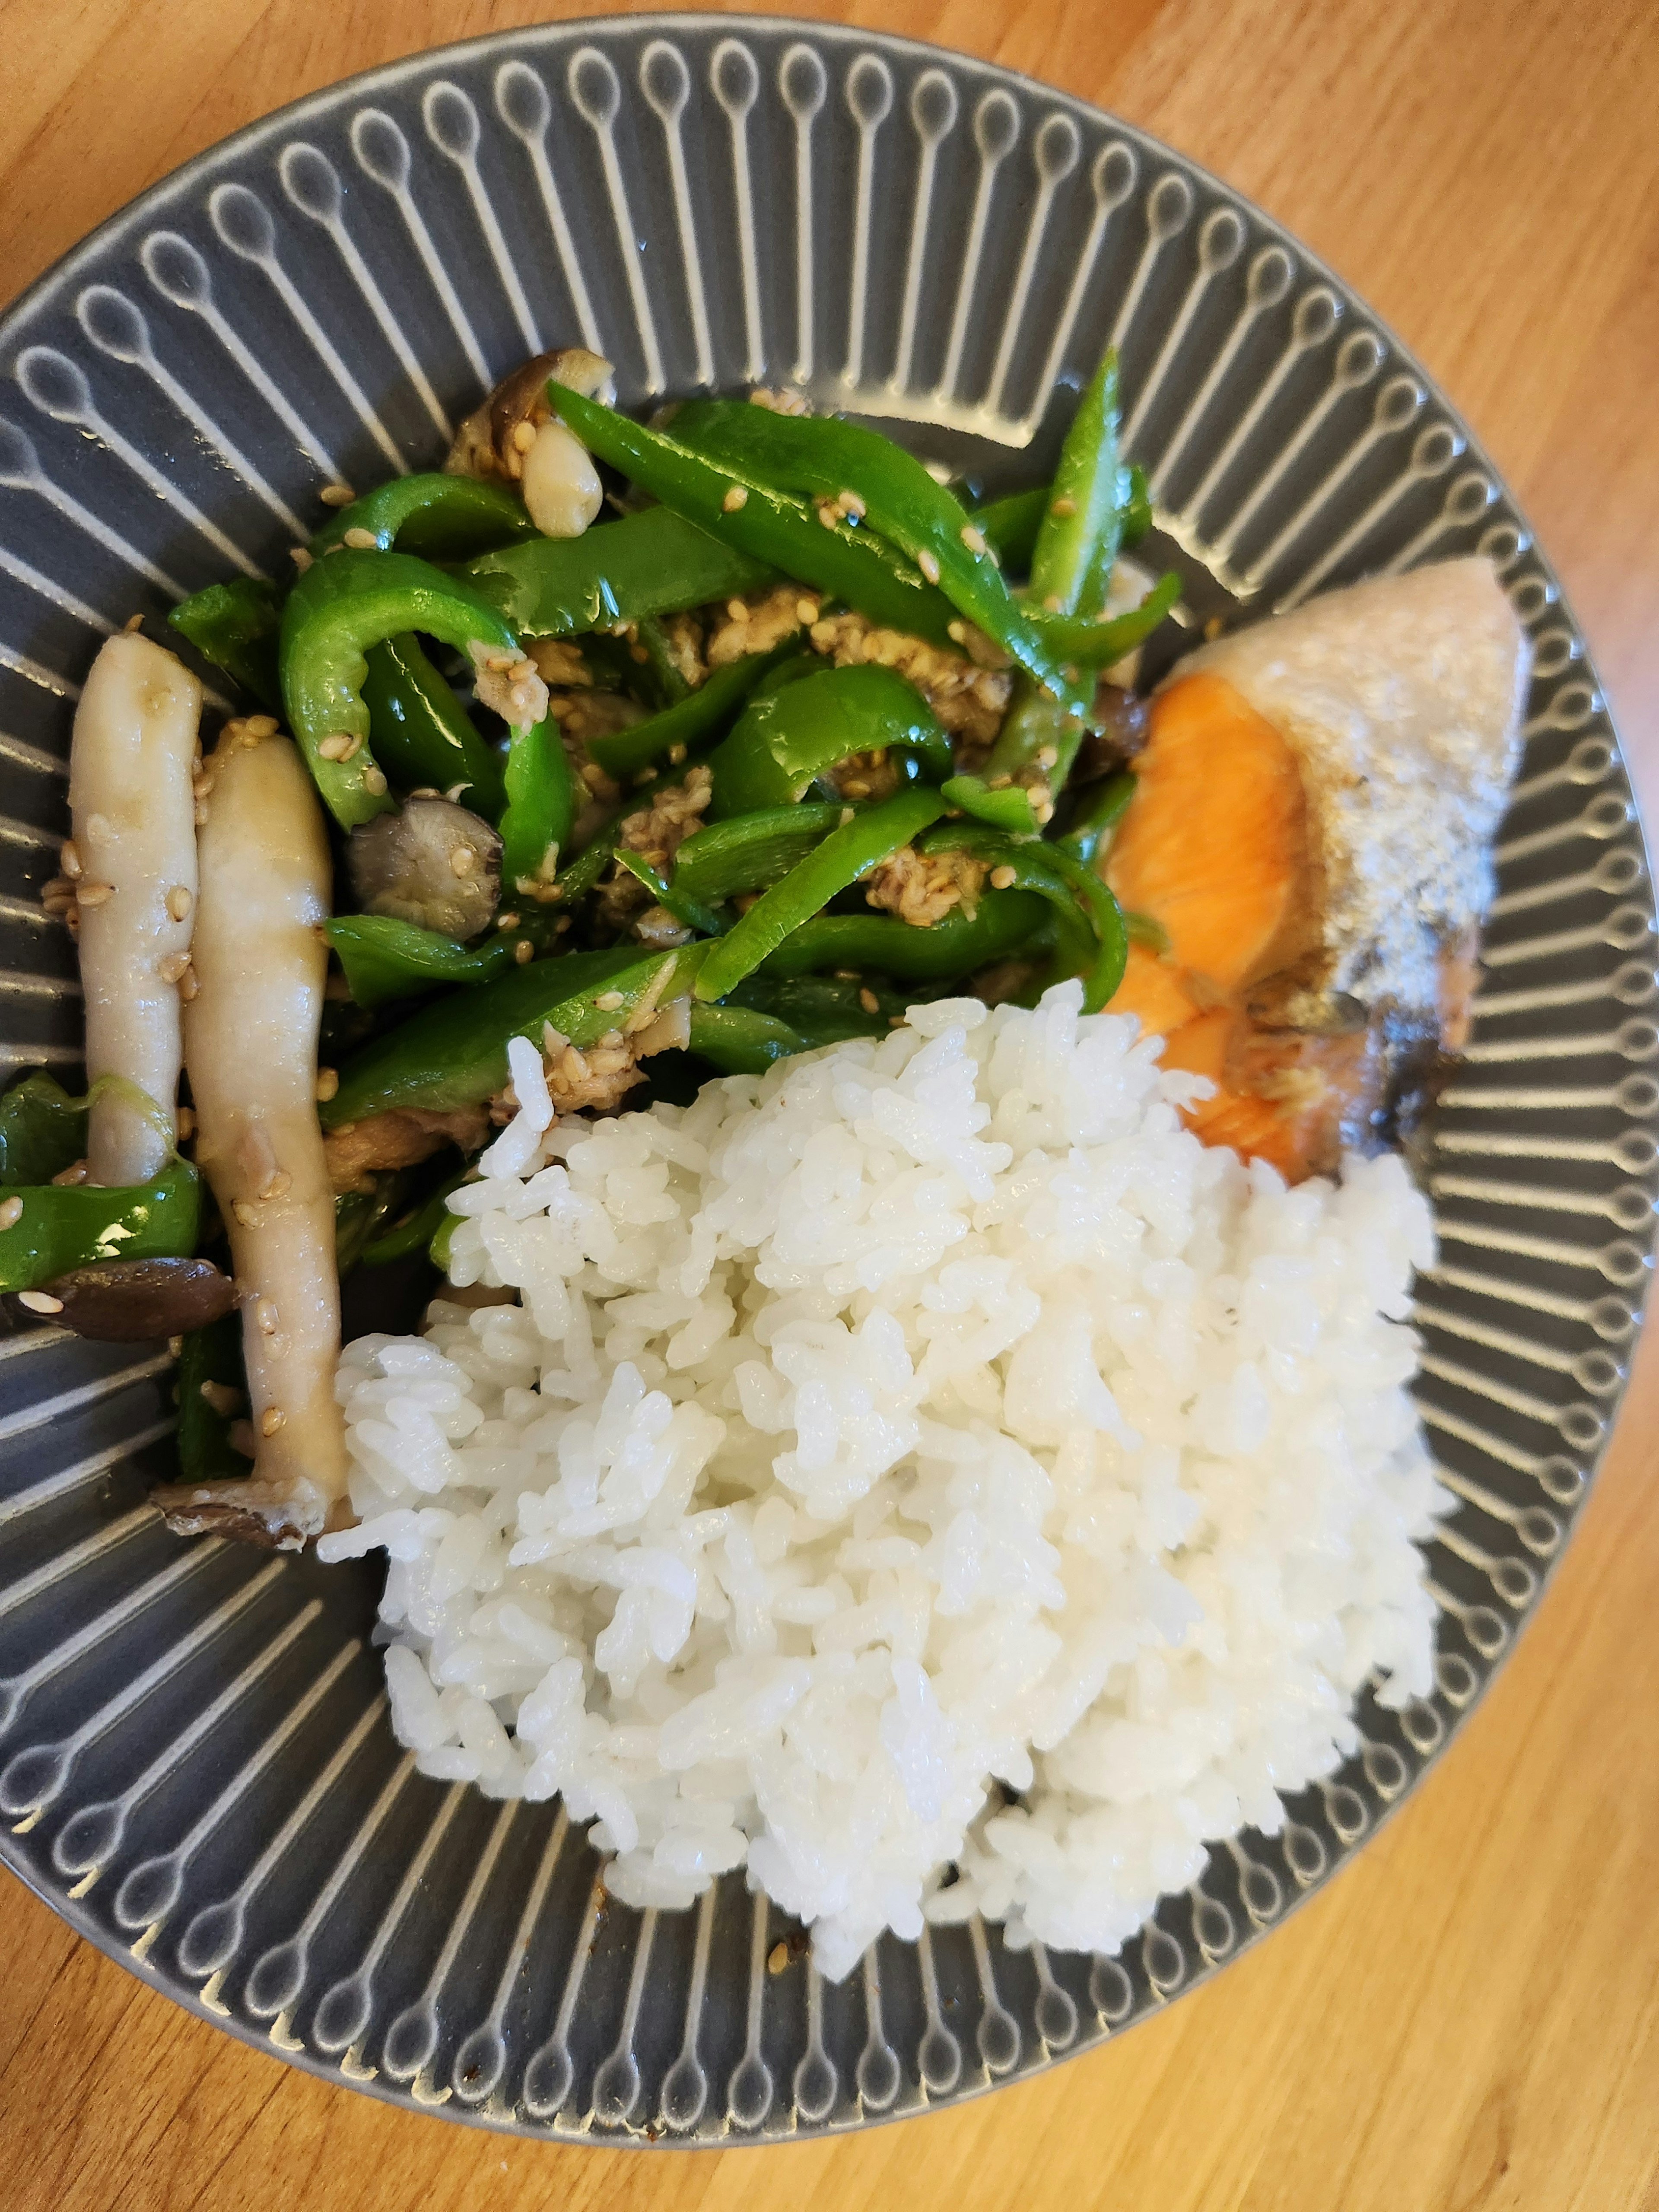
[{"left": 4, "top": 1, "right": 1659, "bottom": 2205}]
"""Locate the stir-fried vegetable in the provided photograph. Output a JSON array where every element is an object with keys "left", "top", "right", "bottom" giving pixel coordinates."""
[{"left": 360, "top": 633, "right": 508, "bottom": 817}]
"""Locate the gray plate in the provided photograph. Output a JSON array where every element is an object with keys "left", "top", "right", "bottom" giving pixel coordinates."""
[{"left": 0, "top": 12, "right": 1649, "bottom": 2145}]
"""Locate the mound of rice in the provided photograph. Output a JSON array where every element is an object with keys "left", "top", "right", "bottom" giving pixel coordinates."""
[{"left": 320, "top": 984, "right": 1443, "bottom": 1979}]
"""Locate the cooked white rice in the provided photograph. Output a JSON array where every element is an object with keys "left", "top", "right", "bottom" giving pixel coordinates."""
[{"left": 319, "top": 983, "right": 1443, "bottom": 1979}]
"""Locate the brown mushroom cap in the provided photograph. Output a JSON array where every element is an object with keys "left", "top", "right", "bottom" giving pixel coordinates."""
[{"left": 21, "top": 1255, "right": 239, "bottom": 1341}]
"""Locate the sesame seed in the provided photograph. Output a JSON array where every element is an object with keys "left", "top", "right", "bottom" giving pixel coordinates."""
[
  {"left": 232, "top": 1200, "right": 260, "bottom": 1227},
  {"left": 496, "top": 911, "right": 521, "bottom": 931},
  {"left": 987, "top": 774, "right": 1014, "bottom": 790},
  {"left": 361, "top": 766, "right": 388, "bottom": 797},
  {"left": 1043, "top": 594, "right": 1065, "bottom": 613},
  {"left": 259, "top": 1405, "right": 286, "bottom": 1437},
  {"left": 512, "top": 419, "right": 538, "bottom": 453},
  {"left": 17, "top": 1290, "right": 62, "bottom": 1315},
  {"left": 960, "top": 524, "right": 987, "bottom": 555},
  {"left": 259, "top": 1168, "right": 291, "bottom": 1201},
  {"left": 76, "top": 880, "right": 113, "bottom": 907},
  {"left": 839, "top": 490, "right": 866, "bottom": 520},
  {"left": 917, "top": 550, "right": 941, "bottom": 585},
  {"left": 1050, "top": 495, "right": 1077, "bottom": 517},
  {"left": 839, "top": 807, "right": 855, "bottom": 827},
  {"left": 255, "top": 1300, "right": 280, "bottom": 1335},
  {"left": 515, "top": 939, "right": 534, "bottom": 963},
  {"left": 317, "top": 733, "right": 353, "bottom": 762},
  {"left": 168, "top": 1335, "right": 183, "bottom": 1357},
  {"left": 178, "top": 967, "right": 199, "bottom": 1001},
  {"left": 1036, "top": 746, "right": 1058, "bottom": 769},
  {"left": 123, "top": 611, "right": 145, "bottom": 634},
  {"left": 59, "top": 839, "right": 82, "bottom": 880},
  {"left": 594, "top": 990, "right": 626, "bottom": 1010},
  {"left": 947, "top": 620, "right": 967, "bottom": 644},
  {"left": 889, "top": 1014, "right": 905, "bottom": 1027},
  {"left": 195, "top": 802, "right": 211, "bottom": 826},
  {"left": 858, "top": 987, "right": 879, "bottom": 1014},
  {"left": 841, "top": 778, "right": 871, "bottom": 799},
  {"left": 158, "top": 950, "right": 191, "bottom": 984},
  {"left": 0, "top": 1197, "right": 21, "bottom": 1231},
  {"left": 726, "top": 598, "right": 747, "bottom": 621},
  {"left": 795, "top": 598, "right": 820, "bottom": 625},
  {"left": 315, "top": 1067, "right": 339, "bottom": 1103},
  {"left": 290, "top": 546, "right": 314, "bottom": 573},
  {"left": 817, "top": 503, "right": 839, "bottom": 530},
  {"left": 667, "top": 742, "right": 687, "bottom": 765},
  {"left": 990, "top": 864, "right": 1017, "bottom": 890},
  {"left": 342, "top": 526, "right": 379, "bottom": 550},
  {"left": 319, "top": 483, "right": 356, "bottom": 507},
  {"left": 767, "top": 1941, "right": 789, "bottom": 1976},
  {"left": 1034, "top": 800, "right": 1055, "bottom": 824},
  {"left": 199, "top": 1379, "right": 241, "bottom": 1417},
  {"left": 166, "top": 884, "right": 193, "bottom": 922},
  {"left": 722, "top": 485, "right": 748, "bottom": 512},
  {"left": 450, "top": 846, "right": 478, "bottom": 879}
]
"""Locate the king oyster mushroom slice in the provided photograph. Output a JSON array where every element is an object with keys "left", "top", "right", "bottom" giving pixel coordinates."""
[
  {"left": 152, "top": 720, "right": 349, "bottom": 1547},
  {"left": 68, "top": 634, "right": 201, "bottom": 1184},
  {"left": 348, "top": 795, "right": 502, "bottom": 940},
  {"left": 445, "top": 346, "right": 616, "bottom": 539}
]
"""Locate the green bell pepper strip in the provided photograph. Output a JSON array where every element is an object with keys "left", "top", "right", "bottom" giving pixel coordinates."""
[
  {"left": 755, "top": 892, "right": 1053, "bottom": 982},
  {"left": 941, "top": 774, "right": 1041, "bottom": 838},
  {"left": 920, "top": 824, "right": 1127, "bottom": 1011},
  {"left": 978, "top": 680, "right": 1089, "bottom": 814},
  {"left": 280, "top": 549, "right": 521, "bottom": 829},
  {"left": 975, "top": 488, "right": 1047, "bottom": 573},
  {"left": 361, "top": 1168, "right": 473, "bottom": 1267},
  {"left": 727, "top": 973, "right": 903, "bottom": 1046},
  {"left": 612, "top": 850, "right": 730, "bottom": 939},
  {"left": 1121, "top": 464, "right": 1153, "bottom": 549},
  {"left": 706, "top": 664, "right": 951, "bottom": 820},
  {"left": 310, "top": 473, "right": 537, "bottom": 561},
  {"left": 670, "top": 803, "right": 851, "bottom": 904},
  {"left": 695, "top": 788, "right": 950, "bottom": 1001},
  {"left": 176, "top": 1314, "right": 253, "bottom": 1484},
  {"left": 548, "top": 383, "right": 963, "bottom": 651},
  {"left": 464, "top": 502, "right": 773, "bottom": 639},
  {"left": 585, "top": 639, "right": 800, "bottom": 782},
  {"left": 323, "top": 916, "right": 515, "bottom": 1010},
  {"left": 0, "top": 1071, "right": 91, "bottom": 1186},
  {"left": 168, "top": 578, "right": 283, "bottom": 712},
  {"left": 1054, "top": 771, "right": 1137, "bottom": 870},
  {"left": 361, "top": 632, "right": 508, "bottom": 816},
  {"left": 666, "top": 397, "right": 1076, "bottom": 698},
  {"left": 499, "top": 716, "right": 578, "bottom": 896},
  {"left": 633, "top": 616, "right": 693, "bottom": 710},
  {"left": 1033, "top": 570, "right": 1182, "bottom": 668},
  {"left": 686, "top": 1003, "right": 805, "bottom": 1074},
  {"left": 751, "top": 649, "right": 822, "bottom": 699},
  {"left": 321, "top": 943, "right": 711, "bottom": 1125},
  {"left": 0, "top": 1161, "right": 200, "bottom": 1294},
  {"left": 1030, "top": 350, "right": 1121, "bottom": 620},
  {"left": 334, "top": 1170, "right": 416, "bottom": 1273}
]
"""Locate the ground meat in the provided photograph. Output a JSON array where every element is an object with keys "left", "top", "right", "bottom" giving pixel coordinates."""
[
  {"left": 809, "top": 613, "right": 1012, "bottom": 749},
  {"left": 823, "top": 750, "right": 905, "bottom": 802},
  {"left": 748, "top": 387, "right": 810, "bottom": 415},
  {"left": 659, "top": 611, "right": 706, "bottom": 690},
  {"left": 707, "top": 585, "right": 811, "bottom": 668},
  {"left": 863, "top": 843, "right": 988, "bottom": 928},
  {"left": 597, "top": 766, "right": 714, "bottom": 931},
  {"left": 528, "top": 638, "right": 593, "bottom": 690},
  {"left": 323, "top": 1106, "right": 489, "bottom": 1194},
  {"left": 469, "top": 642, "right": 549, "bottom": 729}
]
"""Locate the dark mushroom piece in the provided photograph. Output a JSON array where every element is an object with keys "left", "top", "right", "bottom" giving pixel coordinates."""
[
  {"left": 347, "top": 796, "right": 502, "bottom": 941},
  {"left": 445, "top": 347, "right": 616, "bottom": 540},
  {"left": 12, "top": 1255, "right": 238, "bottom": 1341}
]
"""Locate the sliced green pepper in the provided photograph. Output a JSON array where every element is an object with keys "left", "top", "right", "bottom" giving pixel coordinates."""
[
  {"left": 686, "top": 1003, "right": 804, "bottom": 1074},
  {"left": 361, "top": 632, "right": 507, "bottom": 817},
  {"left": 1030, "top": 350, "right": 1121, "bottom": 621},
  {"left": 727, "top": 973, "right": 903, "bottom": 1046},
  {"left": 670, "top": 803, "right": 850, "bottom": 904},
  {"left": 361, "top": 1168, "right": 472, "bottom": 1267},
  {"left": 756, "top": 893, "right": 1052, "bottom": 982},
  {"left": 334, "top": 1171, "right": 416, "bottom": 1272},
  {"left": 549, "top": 384, "right": 962, "bottom": 650},
  {"left": 1122, "top": 464, "right": 1153, "bottom": 549},
  {"left": 176, "top": 1314, "right": 253, "bottom": 1485},
  {"left": 309, "top": 473, "right": 538, "bottom": 560},
  {"left": 706, "top": 665, "right": 951, "bottom": 820},
  {"left": 499, "top": 717, "right": 578, "bottom": 897},
  {"left": 1054, "top": 771, "right": 1137, "bottom": 870},
  {"left": 322, "top": 943, "right": 710, "bottom": 1125},
  {"left": 168, "top": 578, "right": 283, "bottom": 712},
  {"left": 921, "top": 824, "right": 1127, "bottom": 1011},
  {"left": 975, "top": 488, "right": 1047, "bottom": 573},
  {"left": 280, "top": 549, "right": 521, "bottom": 829},
  {"left": 0, "top": 1071, "right": 91, "bottom": 1186},
  {"left": 941, "top": 775, "right": 1041, "bottom": 838},
  {"left": 585, "top": 639, "right": 799, "bottom": 783},
  {"left": 667, "top": 398, "right": 1074, "bottom": 697},
  {"left": 464, "top": 504, "right": 772, "bottom": 639},
  {"left": 0, "top": 1162, "right": 200, "bottom": 1294},
  {"left": 695, "top": 789, "right": 950, "bottom": 1001},
  {"left": 1033, "top": 571, "right": 1182, "bottom": 668},
  {"left": 323, "top": 916, "right": 515, "bottom": 1009}
]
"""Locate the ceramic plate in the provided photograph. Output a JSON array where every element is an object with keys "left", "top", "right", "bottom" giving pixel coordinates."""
[{"left": 0, "top": 12, "right": 1649, "bottom": 2144}]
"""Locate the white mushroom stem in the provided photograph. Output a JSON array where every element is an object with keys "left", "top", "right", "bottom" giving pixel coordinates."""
[
  {"left": 180, "top": 724, "right": 347, "bottom": 1537},
  {"left": 520, "top": 419, "right": 604, "bottom": 538},
  {"left": 69, "top": 635, "right": 200, "bottom": 1184}
]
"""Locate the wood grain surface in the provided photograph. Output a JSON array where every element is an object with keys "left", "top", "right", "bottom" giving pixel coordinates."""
[{"left": 3, "top": 1, "right": 1658, "bottom": 2206}]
